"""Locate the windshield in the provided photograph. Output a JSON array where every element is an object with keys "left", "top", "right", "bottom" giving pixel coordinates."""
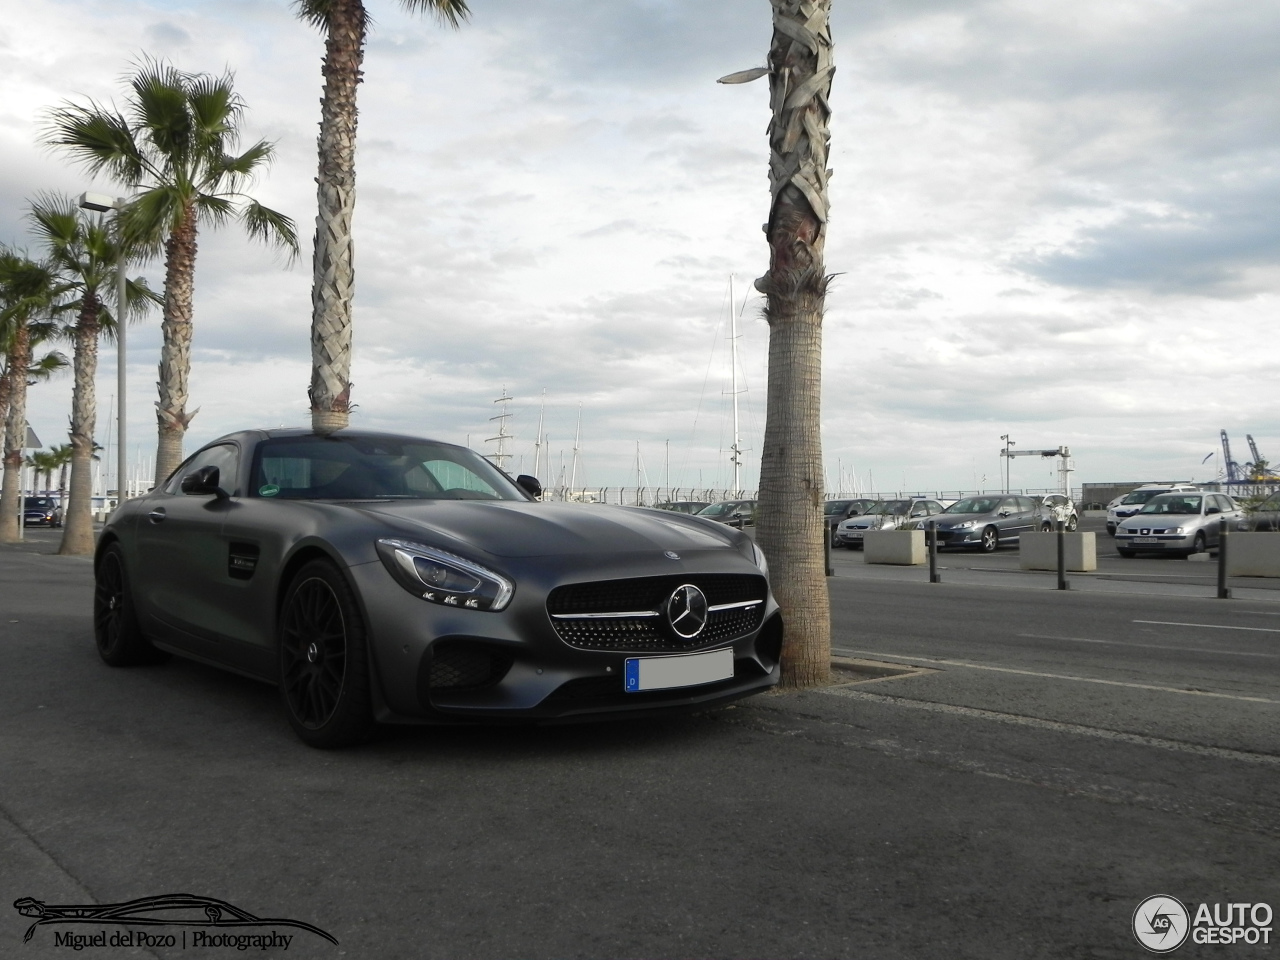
[
  {"left": 24, "top": 497, "right": 56, "bottom": 509},
  {"left": 943, "top": 497, "right": 1000, "bottom": 514},
  {"left": 1139, "top": 495, "right": 1203, "bottom": 515},
  {"left": 1120, "top": 490, "right": 1164, "bottom": 505},
  {"left": 249, "top": 435, "right": 527, "bottom": 501},
  {"left": 698, "top": 502, "right": 741, "bottom": 518},
  {"left": 866, "top": 500, "right": 908, "bottom": 516},
  {"left": 824, "top": 500, "right": 861, "bottom": 516}
]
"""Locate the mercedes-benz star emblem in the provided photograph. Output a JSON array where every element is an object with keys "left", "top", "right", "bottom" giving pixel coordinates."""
[{"left": 665, "top": 584, "right": 709, "bottom": 640}]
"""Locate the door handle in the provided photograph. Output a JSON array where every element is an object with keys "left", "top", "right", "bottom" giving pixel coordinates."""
[{"left": 148, "top": 509, "right": 166, "bottom": 523}]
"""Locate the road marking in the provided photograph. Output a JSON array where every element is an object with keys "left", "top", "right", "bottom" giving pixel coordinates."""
[
  {"left": 1017, "top": 633, "right": 1280, "bottom": 659},
  {"left": 1133, "top": 619, "right": 1280, "bottom": 633},
  {"left": 818, "top": 688, "right": 1280, "bottom": 766},
  {"left": 830, "top": 647, "right": 1280, "bottom": 704}
]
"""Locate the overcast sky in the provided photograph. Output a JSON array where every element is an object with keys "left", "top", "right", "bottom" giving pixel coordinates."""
[{"left": 3, "top": 0, "right": 1278, "bottom": 496}]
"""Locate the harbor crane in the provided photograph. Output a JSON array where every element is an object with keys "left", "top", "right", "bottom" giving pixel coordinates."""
[
  {"left": 999, "top": 444, "right": 1074, "bottom": 496},
  {"left": 1220, "top": 430, "right": 1245, "bottom": 483}
]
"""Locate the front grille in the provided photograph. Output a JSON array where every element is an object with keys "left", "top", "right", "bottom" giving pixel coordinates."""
[{"left": 547, "top": 574, "right": 767, "bottom": 652}]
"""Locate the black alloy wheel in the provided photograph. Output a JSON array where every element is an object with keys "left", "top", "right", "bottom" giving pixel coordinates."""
[
  {"left": 980, "top": 526, "right": 999, "bottom": 552},
  {"left": 94, "top": 543, "right": 167, "bottom": 666},
  {"left": 278, "top": 560, "right": 373, "bottom": 748}
]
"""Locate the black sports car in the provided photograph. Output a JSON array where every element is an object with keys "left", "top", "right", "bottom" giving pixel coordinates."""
[{"left": 94, "top": 430, "right": 782, "bottom": 747}]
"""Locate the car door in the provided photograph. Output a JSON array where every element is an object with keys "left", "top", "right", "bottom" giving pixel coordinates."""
[
  {"left": 994, "top": 497, "right": 1024, "bottom": 539},
  {"left": 134, "top": 443, "right": 240, "bottom": 655}
]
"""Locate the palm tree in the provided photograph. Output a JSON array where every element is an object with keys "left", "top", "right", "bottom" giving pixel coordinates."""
[
  {"left": 49, "top": 442, "right": 74, "bottom": 514},
  {"left": 43, "top": 60, "right": 298, "bottom": 482},
  {"left": 293, "top": 0, "right": 469, "bottom": 434},
  {"left": 26, "top": 195, "right": 158, "bottom": 556},
  {"left": 0, "top": 249, "right": 63, "bottom": 543},
  {"left": 719, "top": 0, "right": 834, "bottom": 687}
]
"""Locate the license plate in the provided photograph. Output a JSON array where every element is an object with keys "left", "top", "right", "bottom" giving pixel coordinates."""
[
  {"left": 624, "top": 648, "right": 733, "bottom": 693},
  {"left": 1134, "top": 537, "right": 1158, "bottom": 544},
  {"left": 850, "top": 531, "right": 864, "bottom": 538}
]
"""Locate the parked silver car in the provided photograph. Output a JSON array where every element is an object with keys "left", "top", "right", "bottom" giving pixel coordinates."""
[
  {"left": 1106, "top": 483, "right": 1199, "bottom": 535},
  {"left": 834, "top": 498, "right": 946, "bottom": 548},
  {"left": 1115, "top": 492, "right": 1244, "bottom": 557}
]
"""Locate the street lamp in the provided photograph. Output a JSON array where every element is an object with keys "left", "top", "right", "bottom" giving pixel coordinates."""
[
  {"left": 1000, "top": 434, "right": 1015, "bottom": 494},
  {"left": 78, "top": 192, "right": 129, "bottom": 507}
]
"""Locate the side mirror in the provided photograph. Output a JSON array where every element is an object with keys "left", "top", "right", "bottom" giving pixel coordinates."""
[
  {"left": 998, "top": 510, "right": 1010, "bottom": 517},
  {"left": 1207, "top": 506, "right": 1221, "bottom": 515},
  {"left": 179, "top": 465, "right": 228, "bottom": 499},
  {"left": 516, "top": 474, "right": 542, "bottom": 499}
]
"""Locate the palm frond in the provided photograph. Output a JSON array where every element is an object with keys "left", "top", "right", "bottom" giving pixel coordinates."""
[
  {"left": 212, "top": 140, "right": 275, "bottom": 190},
  {"left": 238, "top": 201, "right": 300, "bottom": 261},
  {"left": 129, "top": 59, "right": 195, "bottom": 169},
  {"left": 186, "top": 70, "right": 243, "bottom": 153},
  {"left": 292, "top": 0, "right": 371, "bottom": 31},
  {"left": 194, "top": 193, "right": 235, "bottom": 228},
  {"left": 401, "top": 0, "right": 470, "bottom": 27},
  {"left": 40, "top": 102, "right": 146, "bottom": 184},
  {"left": 27, "top": 350, "right": 70, "bottom": 380},
  {"left": 120, "top": 187, "right": 185, "bottom": 255}
]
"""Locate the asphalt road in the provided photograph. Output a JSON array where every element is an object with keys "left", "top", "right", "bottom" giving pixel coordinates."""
[{"left": 1, "top": 528, "right": 1277, "bottom": 959}]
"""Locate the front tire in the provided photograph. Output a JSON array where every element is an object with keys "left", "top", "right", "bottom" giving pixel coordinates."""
[
  {"left": 94, "top": 543, "right": 168, "bottom": 666},
  {"left": 980, "top": 526, "right": 999, "bottom": 552},
  {"left": 1066, "top": 515, "right": 1078, "bottom": 532},
  {"left": 278, "top": 559, "right": 373, "bottom": 749},
  {"left": 1186, "top": 532, "right": 1207, "bottom": 558}
]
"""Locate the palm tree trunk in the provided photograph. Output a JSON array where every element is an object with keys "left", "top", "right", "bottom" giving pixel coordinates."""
[
  {"left": 155, "top": 204, "right": 200, "bottom": 484},
  {"left": 58, "top": 299, "right": 101, "bottom": 556},
  {"left": 754, "top": 0, "right": 834, "bottom": 688},
  {"left": 309, "top": 0, "right": 365, "bottom": 435},
  {"left": 0, "top": 321, "right": 31, "bottom": 542}
]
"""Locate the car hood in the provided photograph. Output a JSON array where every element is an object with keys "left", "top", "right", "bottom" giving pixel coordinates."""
[{"left": 344, "top": 500, "right": 744, "bottom": 558}]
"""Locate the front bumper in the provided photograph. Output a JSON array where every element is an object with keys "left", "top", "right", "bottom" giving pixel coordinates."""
[{"left": 348, "top": 551, "right": 782, "bottom": 724}]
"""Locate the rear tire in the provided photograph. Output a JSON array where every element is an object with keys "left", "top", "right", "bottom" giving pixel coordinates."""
[
  {"left": 1066, "top": 515, "right": 1079, "bottom": 532},
  {"left": 94, "top": 543, "right": 168, "bottom": 666},
  {"left": 278, "top": 559, "right": 374, "bottom": 749}
]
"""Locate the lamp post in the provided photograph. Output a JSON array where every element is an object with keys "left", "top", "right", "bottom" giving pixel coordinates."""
[
  {"left": 78, "top": 192, "right": 129, "bottom": 507},
  {"left": 1000, "top": 434, "right": 1014, "bottom": 493}
]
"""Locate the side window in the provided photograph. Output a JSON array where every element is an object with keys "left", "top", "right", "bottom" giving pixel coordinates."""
[
  {"left": 1019, "top": 497, "right": 1036, "bottom": 513},
  {"left": 167, "top": 444, "right": 239, "bottom": 496}
]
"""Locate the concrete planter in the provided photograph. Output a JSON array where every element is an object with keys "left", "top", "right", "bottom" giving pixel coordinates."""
[
  {"left": 1019, "top": 531, "right": 1097, "bottom": 572},
  {"left": 863, "top": 529, "right": 926, "bottom": 565},
  {"left": 1226, "top": 533, "right": 1280, "bottom": 577}
]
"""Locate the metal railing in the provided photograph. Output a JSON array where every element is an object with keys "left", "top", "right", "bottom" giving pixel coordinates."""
[{"left": 543, "top": 487, "right": 757, "bottom": 507}]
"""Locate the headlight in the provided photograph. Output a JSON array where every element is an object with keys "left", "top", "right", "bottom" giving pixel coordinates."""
[
  {"left": 752, "top": 542, "right": 768, "bottom": 576},
  {"left": 375, "top": 539, "right": 514, "bottom": 611},
  {"left": 1170, "top": 527, "right": 1184, "bottom": 534},
  {"left": 954, "top": 520, "right": 976, "bottom": 529}
]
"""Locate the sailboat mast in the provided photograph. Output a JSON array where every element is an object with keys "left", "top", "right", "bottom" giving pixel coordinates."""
[
  {"left": 533, "top": 390, "right": 545, "bottom": 482},
  {"left": 569, "top": 403, "right": 582, "bottom": 491},
  {"left": 729, "top": 276, "right": 742, "bottom": 495}
]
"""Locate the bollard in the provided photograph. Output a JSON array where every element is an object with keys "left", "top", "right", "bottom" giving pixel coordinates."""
[
  {"left": 1056, "top": 519, "right": 1070, "bottom": 590},
  {"left": 928, "top": 520, "right": 941, "bottom": 583},
  {"left": 1218, "top": 517, "right": 1231, "bottom": 599},
  {"left": 824, "top": 523, "right": 833, "bottom": 578}
]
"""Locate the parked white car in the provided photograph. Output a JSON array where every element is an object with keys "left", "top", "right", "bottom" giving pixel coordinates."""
[{"left": 1106, "top": 483, "right": 1200, "bottom": 535}]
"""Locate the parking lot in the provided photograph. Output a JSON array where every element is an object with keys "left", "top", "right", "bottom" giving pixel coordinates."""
[{"left": 2, "top": 524, "right": 1277, "bottom": 958}]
